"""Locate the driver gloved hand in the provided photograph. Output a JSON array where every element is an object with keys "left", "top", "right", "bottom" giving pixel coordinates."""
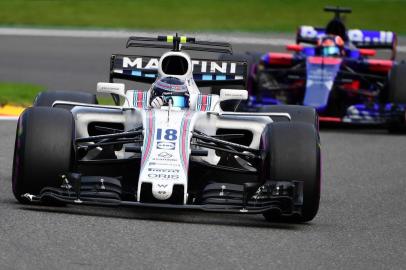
[{"left": 151, "top": 96, "right": 165, "bottom": 108}]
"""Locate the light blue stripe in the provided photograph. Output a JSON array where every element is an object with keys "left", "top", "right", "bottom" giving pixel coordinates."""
[
  {"left": 198, "top": 95, "right": 202, "bottom": 110},
  {"left": 216, "top": 75, "right": 226, "bottom": 80},
  {"left": 131, "top": 71, "right": 142, "bottom": 76},
  {"left": 133, "top": 91, "right": 138, "bottom": 106},
  {"left": 143, "top": 92, "right": 148, "bottom": 109},
  {"left": 202, "top": 75, "right": 212, "bottom": 81},
  {"left": 207, "top": 96, "right": 211, "bottom": 110},
  {"left": 145, "top": 74, "right": 156, "bottom": 78}
]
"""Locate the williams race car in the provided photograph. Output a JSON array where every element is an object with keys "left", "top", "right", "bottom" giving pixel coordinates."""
[
  {"left": 230, "top": 7, "right": 406, "bottom": 131},
  {"left": 12, "top": 35, "right": 321, "bottom": 222}
]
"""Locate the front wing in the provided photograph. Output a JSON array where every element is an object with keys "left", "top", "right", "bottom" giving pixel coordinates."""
[{"left": 22, "top": 174, "right": 304, "bottom": 216}]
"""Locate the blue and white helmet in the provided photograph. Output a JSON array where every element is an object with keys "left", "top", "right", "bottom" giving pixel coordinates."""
[{"left": 151, "top": 77, "right": 189, "bottom": 108}]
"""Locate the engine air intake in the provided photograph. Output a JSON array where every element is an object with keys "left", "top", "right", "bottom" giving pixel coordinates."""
[{"left": 161, "top": 55, "right": 189, "bottom": 76}]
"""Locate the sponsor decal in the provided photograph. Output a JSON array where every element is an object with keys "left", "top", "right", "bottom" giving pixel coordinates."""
[
  {"left": 307, "top": 67, "right": 337, "bottom": 82},
  {"left": 158, "top": 152, "right": 173, "bottom": 158},
  {"left": 348, "top": 29, "right": 394, "bottom": 44},
  {"left": 147, "top": 173, "right": 179, "bottom": 179},
  {"left": 220, "top": 90, "right": 247, "bottom": 101},
  {"left": 299, "top": 27, "right": 394, "bottom": 46},
  {"left": 222, "top": 93, "right": 243, "bottom": 98},
  {"left": 152, "top": 157, "right": 177, "bottom": 162},
  {"left": 148, "top": 168, "right": 179, "bottom": 173},
  {"left": 191, "top": 60, "right": 236, "bottom": 74},
  {"left": 157, "top": 142, "right": 175, "bottom": 150},
  {"left": 123, "top": 57, "right": 159, "bottom": 69},
  {"left": 122, "top": 57, "right": 237, "bottom": 74},
  {"left": 300, "top": 26, "right": 323, "bottom": 39},
  {"left": 149, "top": 162, "right": 180, "bottom": 167},
  {"left": 156, "top": 129, "right": 177, "bottom": 150}
]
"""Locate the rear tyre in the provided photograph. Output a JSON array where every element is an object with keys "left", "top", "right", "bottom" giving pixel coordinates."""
[
  {"left": 258, "top": 105, "right": 318, "bottom": 130},
  {"left": 263, "top": 122, "right": 321, "bottom": 222},
  {"left": 388, "top": 63, "right": 406, "bottom": 104},
  {"left": 34, "top": 91, "right": 97, "bottom": 109},
  {"left": 387, "top": 63, "right": 406, "bottom": 132},
  {"left": 12, "top": 107, "right": 74, "bottom": 203}
]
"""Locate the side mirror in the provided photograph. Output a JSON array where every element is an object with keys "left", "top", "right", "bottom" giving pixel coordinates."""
[
  {"left": 97, "top": 82, "right": 126, "bottom": 97},
  {"left": 219, "top": 89, "right": 248, "bottom": 102}
]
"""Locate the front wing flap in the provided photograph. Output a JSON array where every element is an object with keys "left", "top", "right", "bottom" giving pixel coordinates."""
[{"left": 23, "top": 175, "right": 303, "bottom": 216}]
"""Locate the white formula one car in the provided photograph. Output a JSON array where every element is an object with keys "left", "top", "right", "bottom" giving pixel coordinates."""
[{"left": 12, "top": 35, "right": 321, "bottom": 222}]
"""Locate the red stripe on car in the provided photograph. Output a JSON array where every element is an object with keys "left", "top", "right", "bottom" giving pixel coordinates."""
[
  {"left": 308, "top": 57, "right": 342, "bottom": 65},
  {"left": 267, "top": 53, "right": 293, "bottom": 65},
  {"left": 367, "top": 59, "right": 393, "bottom": 73}
]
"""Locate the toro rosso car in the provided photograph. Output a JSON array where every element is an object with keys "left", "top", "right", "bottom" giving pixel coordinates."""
[
  {"left": 12, "top": 35, "right": 320, "bottom": 223},
  {"left": 240, "top": 7, "right": 406, "bottom": 130}
]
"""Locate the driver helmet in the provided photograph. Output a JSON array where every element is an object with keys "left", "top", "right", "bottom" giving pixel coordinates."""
[
  {"left": 317, "top": 35, "right": 345, "bottom": 57},
  {"left": 150, "top": 77, "right": 189, "bottom": 108}
]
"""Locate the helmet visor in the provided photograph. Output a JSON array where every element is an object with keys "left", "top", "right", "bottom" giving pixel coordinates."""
[
  {"left": 322, "top": 46, "right": 340, "bottom": 56},
  {"left": 168, "top": 96, "right": 189, "bottom": 108}
]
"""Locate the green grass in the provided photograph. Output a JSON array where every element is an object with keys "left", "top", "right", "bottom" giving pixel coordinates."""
[
  {"left": 97, "top": 96, "right": 118, "bottom": 106},
  {"left": 0, "top": 0, "right": 405, "bottom": 33},
  {"left": 0, "top": 83, "right": 116, "bottom": 106},
  {"left": 0, "top": 83, "right": 44, "bottom": 106}
]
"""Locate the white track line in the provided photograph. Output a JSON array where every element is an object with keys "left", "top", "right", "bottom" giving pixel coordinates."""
[
  {"left": 1, "top": 27, "right": 405, "bottom": 52},
  {"left": 0, "top": 116, "right": 18, "bottom": 121},
  {"left": 0, "top": 27, "right": 294, "bottom": 45}
]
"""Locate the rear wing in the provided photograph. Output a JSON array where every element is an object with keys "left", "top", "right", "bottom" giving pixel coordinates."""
[
  {"left": 126, "top": 35, "right": 233, "bottom": 54},
  {"left": 296, "top": 26, "right": 397, "bottom": 58},
  {"left": 109, "top": 54, "right": 247, "bottom": 87}
]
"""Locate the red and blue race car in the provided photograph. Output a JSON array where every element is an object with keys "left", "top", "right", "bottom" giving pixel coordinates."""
[{"left": 235, "top": 6, "right": 406, "bottom": 131}]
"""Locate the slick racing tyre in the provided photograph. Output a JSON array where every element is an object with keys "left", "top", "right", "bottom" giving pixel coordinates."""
[
  {"left": 388, "top": 63, "right": 406, "bottom": 104},
  {"left": 258, "top": 105, "right": 319, "bottom": 130},
  {"left": 387, "top": 63, "right": 406, "bottom": 132},
  {"left": 12, "top": 107, "right": 75, "bottom": 203},
  {"left": 263, "top": 122, "right": 321, "bottom": 222},
  {"left": 34, "top": 90, "right": 97, "bottom": 109}
]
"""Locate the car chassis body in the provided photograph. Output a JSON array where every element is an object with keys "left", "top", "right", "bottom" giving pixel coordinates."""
[
  {"left": 22, "top": 36, "right": 311, "bottom": 218},
  {"left": 244, "top": 7, "right": 406, "bottom": 126}
]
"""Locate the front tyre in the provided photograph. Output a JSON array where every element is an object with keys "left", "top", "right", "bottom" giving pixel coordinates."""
[
  {"left": 34, "top": 90, "right": 97, "bottom": 109},
  {"left": 12, "top": 107, "right": 74, "bottom": 203},
  {"left": 258, "top": 105, "right": 319, "bottom": 130},
  {"left": 263, "top": 122, "right": 321, "bottom": 222}
]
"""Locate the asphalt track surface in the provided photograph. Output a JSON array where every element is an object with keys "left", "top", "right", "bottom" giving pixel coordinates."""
[{"left": 1, "top": 32, "right": 406, "bottom": 270}]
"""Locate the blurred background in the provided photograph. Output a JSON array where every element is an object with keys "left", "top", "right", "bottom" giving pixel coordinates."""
[
  {"left": 0, "top": 0, "right": 405, "bottom": 33},
  {"left": 1, "top": 0, "right": 405, "bottom": 105}
]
